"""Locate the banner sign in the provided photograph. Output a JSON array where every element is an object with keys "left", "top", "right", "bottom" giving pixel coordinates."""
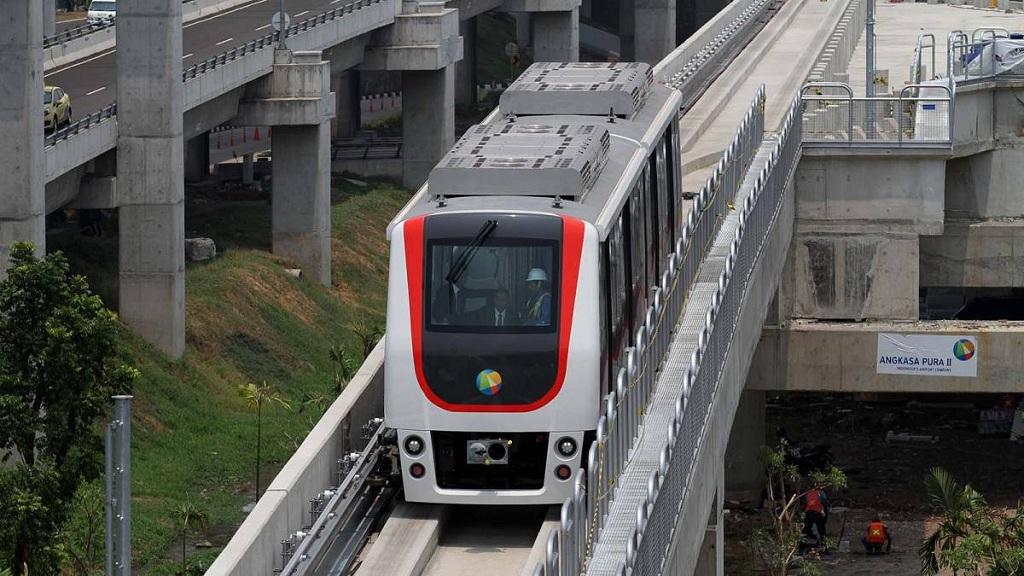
[
  {"left": 876, "top": 334, "right": 978, "bottom": 377},
  {"left": 965, "top": 39, "right": 1024, "bottom": 77}
]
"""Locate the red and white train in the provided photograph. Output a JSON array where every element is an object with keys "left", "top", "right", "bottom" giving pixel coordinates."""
[{"left": 385, "top": 62, "right": 683, "bottom": 505}]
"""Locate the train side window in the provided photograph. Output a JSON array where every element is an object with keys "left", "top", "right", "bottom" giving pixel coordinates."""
[
  {"left": 628, "top": 180, "right": 647, "bottom": 333},
  {"left": 670, "top": 118, "right": 683, "bottom": 238},
  {"left": 607, "top": 216, "right": 627, "bottom": 374},
  {"left": 643, "top": 162, "right": 657, "bottom": 294},
  {"left": 655, "top": 135, "right": 670, "bottom": 264}
]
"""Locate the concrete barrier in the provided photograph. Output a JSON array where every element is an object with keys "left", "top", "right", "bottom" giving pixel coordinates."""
[
  {"left": 206, "top": 340, "right": 386, "bottom": 576},
  {"left": 44, "top": 0, "right": 274, "bottom": 71}
]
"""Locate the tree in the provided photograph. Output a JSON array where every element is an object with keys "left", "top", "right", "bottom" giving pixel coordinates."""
[
  {"left": 176, "top": 496, "right": 210, "bottom": 576},
  {"left": 328, "top": 345, "right": 355, "bottom": 395},
  {"left": 747, "top": 446, "right": 847, "bottom": 576},
  {"left": 238, "top": 381, "right": 290, "bottom": 499},
  {"left": 919, "top": 467, "right": 1024, "bottom": 575},
  {"left": 0, "top": 243, "right": 137, "bottom": 575}
]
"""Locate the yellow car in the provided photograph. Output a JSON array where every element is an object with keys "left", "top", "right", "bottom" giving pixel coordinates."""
[{"left": 44, "top": 86, "right": 72, "bottom": 132}]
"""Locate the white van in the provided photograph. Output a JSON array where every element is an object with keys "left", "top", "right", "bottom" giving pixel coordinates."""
[{"left": 87, "top": 0, "right": 116, "bottom": 24}]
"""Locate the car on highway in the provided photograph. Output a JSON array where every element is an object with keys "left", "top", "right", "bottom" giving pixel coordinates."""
[
  {"left": 44, "top": 86, "right": 72, "bottom": 133},
  {"left": 87, "top": 0, "right": 116, "bottom": 24}
]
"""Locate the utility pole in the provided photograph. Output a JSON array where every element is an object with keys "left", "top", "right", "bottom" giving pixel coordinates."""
[
  {"left": 866, "top": 0, "right": 875, "bottom": 97},
  {"left": 105, "top": 396, "right": 133, "bottom": 576},
  {"left": 278, "top": 0, "right": 288, "bottom": 49}
]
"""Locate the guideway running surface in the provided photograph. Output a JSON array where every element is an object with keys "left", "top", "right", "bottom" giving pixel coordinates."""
[
  {"left": 42, "top": 0, "right": 356, "bottom": 118},
  {"left": 422, "top": 506, "right": 548, "bottom": 576},
  {"left": 679, "top": 0, "right": 850, "bottom": 189}
]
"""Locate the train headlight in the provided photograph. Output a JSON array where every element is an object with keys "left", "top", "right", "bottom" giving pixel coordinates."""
[
  {"left": 556, "top": 437, "right": 577, "bottom": 458},
  {"left": 404, "top": 435, "right": 425, "bottom": 456}
]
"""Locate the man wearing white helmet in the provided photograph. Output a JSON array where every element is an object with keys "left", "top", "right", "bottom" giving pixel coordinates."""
[{"left": 522, "top": 267, "right": 552, "bottom": 326}]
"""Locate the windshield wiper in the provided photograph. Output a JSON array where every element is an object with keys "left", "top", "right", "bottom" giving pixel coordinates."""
[{"left": 445, "top": 220, "right": 497, "bottom": 285}]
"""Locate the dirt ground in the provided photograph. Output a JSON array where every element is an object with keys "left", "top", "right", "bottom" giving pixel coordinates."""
[{"left": 724, "top": 392, "right": 1024, "bottom": 574}]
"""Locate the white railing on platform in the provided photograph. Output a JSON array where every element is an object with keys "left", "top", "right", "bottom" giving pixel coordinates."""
[{"left": 800, "top": 82, "right": 953, "bottom": 146}]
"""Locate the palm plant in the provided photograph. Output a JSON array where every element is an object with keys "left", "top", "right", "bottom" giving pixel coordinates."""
[
  {"left": 176, "top": 497, "right": 209, "bottom": 576},
  {"left": 328, "top": 345, "right": 355, "bottom": 395},
  {"left": 919, "top": 467, "right": 1024, "bottom": 576},
  {"left": 238, "top": 381, "right": 291, "bottom": 499}
]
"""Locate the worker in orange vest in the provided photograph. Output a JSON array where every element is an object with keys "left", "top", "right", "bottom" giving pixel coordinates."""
[
  {"left": 802, "top": 487, "right": 829, "bottom": 547},
  {"left": 862, "top": 516, "right": 892, "bottom": 555}
]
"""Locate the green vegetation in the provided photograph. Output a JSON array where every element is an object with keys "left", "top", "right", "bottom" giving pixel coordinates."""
[
  {"left": 53, "top": 178, "right": 408, "bottom": 574},
  {"left": 919, "top": 468, "right": 1024, "bottom": 575},
  {"left": 0, "top": 244, "right": 138, "bottom": 576},
  {"left": 747, "top": 446, "right": 847, "bottom": 576}
]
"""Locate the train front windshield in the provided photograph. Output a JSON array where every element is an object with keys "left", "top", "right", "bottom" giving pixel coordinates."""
[{"left": 420, "top": 213, "right": 563, "bottom": 407}]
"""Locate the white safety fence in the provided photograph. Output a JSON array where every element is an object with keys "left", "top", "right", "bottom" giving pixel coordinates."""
[
  {"left": 800, "top": 82, "right": 953, "bottom": 146},
  {"left": 532, "top": 87, "right": 767, "bottom": 576}
]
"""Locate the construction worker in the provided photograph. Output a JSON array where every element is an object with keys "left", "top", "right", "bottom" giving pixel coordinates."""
[
  {"left": 802, "top": 486, "right": 829, "bottom": 547},
  {"left": 862, "top": 516, "right": 892, "bottom": 555},
  {"left": 521, "top": 268, "right": 552, "bottom": 326}
]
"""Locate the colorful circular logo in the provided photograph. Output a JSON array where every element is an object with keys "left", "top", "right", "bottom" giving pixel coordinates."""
[
  {"left": 476, "top": 369, "right": 503, "bottom": 396},
  {"left": 952, "top": 339, "right": 975, "bottom": 361}
]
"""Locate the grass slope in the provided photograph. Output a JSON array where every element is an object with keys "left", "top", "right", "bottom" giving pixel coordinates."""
[{"left": 109, "top": 180, "right": 407, "bottom": 573}]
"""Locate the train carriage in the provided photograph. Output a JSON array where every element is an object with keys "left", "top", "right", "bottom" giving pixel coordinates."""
[{"left": 385, "top": 62, "right": 684, "bottom": 505}]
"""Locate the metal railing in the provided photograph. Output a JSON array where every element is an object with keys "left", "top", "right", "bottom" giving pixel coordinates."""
[
  {"left": 44, "top": 19, "right": 115, "bottom": 49},
  {"left": 533, "top": 86, "right": 767, "bottom": 576},
  {"left": 45, "top": 103, "right": 117, "bottom": 148},
  {"left": 946, "top": 28, "right": 1021, "bottom": 84},
  {"left": 619, "top": 93, "right": 800, "bottom": 576},
  {"left": 800, "top": 82, "right": 953, "bottom": 146},
  {"left": 911, "top": 33, "right": 936, "bottom": 87},
  {"left": 46, "top": 0, "right": 384, "bottom": 150}
]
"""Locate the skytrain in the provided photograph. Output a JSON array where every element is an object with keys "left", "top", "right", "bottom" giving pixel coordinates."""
[{"left": 385, "top": 62, "right": 683, "bottom": 504}]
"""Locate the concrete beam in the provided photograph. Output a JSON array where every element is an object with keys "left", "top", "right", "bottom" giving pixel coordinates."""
[
  {"left": 920, "top": 219, "right": 1024, "bottom": 288},
  {"left": 361, "top": 3, "right": 463, "bottom": 71},
  {"left": 750, "top": 320, "right": 1024, "bottom": 393},
  {"left": 402, "top": 67, "right": 455, "bottom": 189},
  {"left": 532, "top": 8, "right": 579, "bottom": 62},
  {"left": 116, "top": 0, "right": 185, "bottom": 358},
  {"left": 0, "top": 0, "right": 45, "bottom": 276}
]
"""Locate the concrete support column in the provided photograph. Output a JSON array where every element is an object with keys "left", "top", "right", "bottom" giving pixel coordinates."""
[
  {"left": 619, "top": 0, "right": 636, "bottom": 60},
  {"left": 331, "top": 69, "right": 361, "bottom": 139},
  {"left": 1, "top": 0, "right": 45, "bottom": 277},
  {"left": 532, "top": 9, "right": 579, "bottom": 62},
  {"left": 116, "top": 0, "right": 185, "bottom": 358},
  {"left": 725, "top": 389, "right": 766, "bottom": 493},
  {"left": 44, "top": 0, "right": 56, "bottom": 38},
  {"left": 512, "top": 13, "right": 531, "bottom": 47},
  {"left": 272, "top": 124, "right": 331, "bottom": 286},
  {"left": 694, "top": 469, "right": 725, "bottom": 576},
  {"left": 242, "top": 153, "right": 255, "bottom": 184},
  {"left": 402, "top": 67, "right": 454, "bottom": 189},
  {"left": 184, "top": 132, "right": 210, "bottom": 182},
  {"left": 634, "top": 0, "right": 677, "bottom": 64},
  {"left": 455, "top": 17, "right": 477, "bottom": 106}
]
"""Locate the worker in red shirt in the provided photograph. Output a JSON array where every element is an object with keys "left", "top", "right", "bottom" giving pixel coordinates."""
[
  {"left": 862, "top": 516, "right": 892, "bottom": 555},
  {"left": 802, "top": 487, "right": 829, "bottom": 547}
]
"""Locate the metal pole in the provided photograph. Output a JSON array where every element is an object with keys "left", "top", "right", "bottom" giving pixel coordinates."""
[
  {"left": 105, "top": 395, "right": 133, "bottom": 576},
  {"left": 866, "top": 0, "right": 875, "bottom": 97},
  {"left": 105, "top": 426, "right": 113, "bottom": 576},
  {"left": 279, "top": 0, "right": 287, "bottom": 49}
]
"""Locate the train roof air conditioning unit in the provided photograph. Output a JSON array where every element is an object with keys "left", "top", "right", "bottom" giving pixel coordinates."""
[
  {"left": 428, "top": 122, "right": 610, "bottom": 201},
  {"left": 499, "top": 62, "right": 654, "bottom": 119}
]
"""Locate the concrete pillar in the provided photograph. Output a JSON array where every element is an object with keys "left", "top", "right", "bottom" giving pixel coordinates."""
[
  {"left": 402, "top": 67, "right": 454, "bottom": 189},
  {"left": 725, "top": 390, "right": 766, "bottom": 493},
  {"left": 44, "top": 0, "right": 56, "bottom": 38},
  {"left": 533, "top": 9, "right": 580, "bottom": 62},
  {"left": 184, "top": 132, "right": 210, "bottom": 182},
  {"left": 272, "top": 124, "right": 331, "bottom": 286},
  {"left": 619, "top": 0, "right": 636, "bottom": 60},
  {"left": 694, "top": 470, "right": 725, "bottom": 576},
  {"left": 512, "top": 12, "right": 531, "bottom": 48},
  {"left": 242, "top": 153, "right": 255, "bottom": 184},
  {"left": 634, "top": 0, "right": 676, "bottom": 65},
  {"left": 0, "top": 0, "right": 45, "bottom": 277},
  {"left": 116, "top": 0, "right": 185, "bottom": 358},
  {"left": 455, "top": 17, "right": 477, "bottom": 106},
  {"left": 331, "top": 69, "right": 361, "bottom": 139}
]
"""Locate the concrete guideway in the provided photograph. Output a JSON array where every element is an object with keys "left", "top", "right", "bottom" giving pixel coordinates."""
[{"left": 678, "top": 0, "right": 854, "bottom": 189}]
